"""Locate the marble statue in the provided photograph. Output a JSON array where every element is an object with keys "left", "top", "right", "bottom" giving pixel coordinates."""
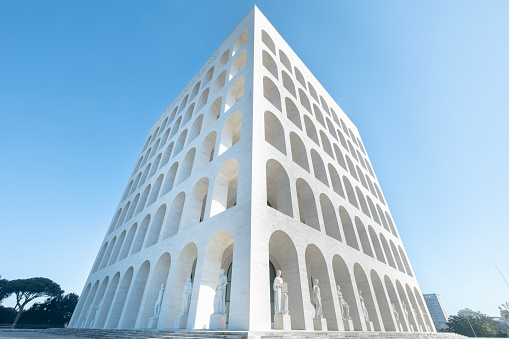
[
  {"left": 213, "top": 269, "right": 228, "bottom": 314},
  {"left": 154, "top": 284, "right": 165, "bottom": 318},
  {"left": 391, "top": 303, "right": 401, "bottom": 324},
  {"left": 274, "top": 270, "right": 284, "bottom": 316},
  {"left": 312, "top": 279, "right": 323, "bottom": 318},
  {"left": 358, "top": 289, "right": 369, "bottom": 322},
  {"left": 499, "top": 302, "right": 509, "bottom": 326},
  {"left": 281, "top": 282, "right": 289, "bottom": 315},
  {"left": 181, "top": 277, "right": 193, "bottom": 316},
  {"left": 336, "top": 285, "right": 351, "bottom": 320}
]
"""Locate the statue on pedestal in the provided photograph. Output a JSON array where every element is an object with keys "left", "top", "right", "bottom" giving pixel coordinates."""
[
  {"left": 358, "top": 289, "right": 369, "bottom": 322},
  {"left": 91, "top": 297, "right": 103, "bottom": 327},
  {"left": 213, "top": 269, "right": 228, "bottom": 314},
  {"left": 499, "top": 302, "right": 509, "bottom": 326},
  {"left": 402, "top": 301, "right": 409, "bottom": 321},
  {"left": 336, "top": 285, "right": 351, "bottom": 320},
  {"left": 313, "top": 279, "right": 323, "bottom": 318},
  {"left": 281, "top": 282, "right": 289, "bottom": 315},
  {"left": 154, "top": 284, "right": 165, "bottom": 318},
  {"left": 273, "top": 270, "right": 284, "bottom": 316},
  {"left": 181, "top": 277, "right": 193, "bottom": 316}
]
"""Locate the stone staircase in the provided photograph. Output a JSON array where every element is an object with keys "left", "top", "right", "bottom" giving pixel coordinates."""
[{"left": 0, "top": 328, "right": 468, "bottom": 339}]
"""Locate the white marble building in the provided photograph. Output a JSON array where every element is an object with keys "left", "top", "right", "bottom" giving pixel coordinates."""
[{"left": 69, "top": 6, "right": 436, "bottom": 332}]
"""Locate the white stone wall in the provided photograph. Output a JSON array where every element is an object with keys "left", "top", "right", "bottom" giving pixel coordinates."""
[{"left": 69, "top": 6, "right": 435, "bottom": 333}]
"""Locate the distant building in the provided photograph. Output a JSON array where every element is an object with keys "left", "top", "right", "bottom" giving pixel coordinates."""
[{"left": 423, "top": 294, "right": 449, "bottom": 330}]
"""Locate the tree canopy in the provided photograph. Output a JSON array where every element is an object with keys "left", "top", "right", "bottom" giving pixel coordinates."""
[
  {"left": 2, "top": 277, "right": 63, "bottom": 328},
  {"left": 0, "top": 276, "right": 9, "bottom": 304},
  {"left": 447, "top": 308, "right": 509, "bottom": 337}
]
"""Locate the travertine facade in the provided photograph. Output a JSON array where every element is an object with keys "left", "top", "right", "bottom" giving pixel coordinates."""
[{"left": 69, "top": 7, "right": 435, "bottom": 332}]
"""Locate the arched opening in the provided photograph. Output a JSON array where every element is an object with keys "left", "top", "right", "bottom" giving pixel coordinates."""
[
  {"left": 285, "top": 98, "right": 302, "bottom": 130},
  {"left": 370, "top": 270, "right": 396, "bottom": 331},
  {"left": 211, "top": 159, "right": 239, "bottom": 216},
  {"left": 262, "top": 30, "right": 276, "bottom": 55},
  {"left": 289, "top": 132, "right": 309, "bottom": 172},
  {"left": 319, "top": 96, "right": 330, "bottom": 115},
  {"left": 368, "top": 226, "right": 386, "bottom": 264},
  {"left": 385, "top": 212, "right": 398, "bottom": 237},
  {"left": 326, "top": 118, "right": 338, "bottom": 140},
  {"left": 100, "top": 238, "right": 116, "bottom": 270},
  {"left": 332, "top": 255, "right": 361, "bottom": 331},
  {"left": 212, "top": 70, "right": 226, "bottom": 96},
  {"left": 161, "top": 162, "right": 178, "bottom": 196},
  {"left": 169, "top": 117, "right": 182, "bottom": 139},
  {"left": 310, "top": 149, "right": 329, "bottom": 187},
  {"left": 380, "top": 234, "right": 396, "bottom": 269},
  {"left": 339, "top": 206, "right": 359, "bottom": 250},
  {"left": 183, "top": 104, "right": 195, "bottom": 126},
  {"left": 225, "top": 77, "right": 244, "bottom": 112},
  {"left": 305, "top": 244, "right": 338, "bottom": 330},
  {"left": 345, "top": 156, "right": 358, "bottom": 181},
  {"left": 390, "top": 241, "right": 406, "bottom": 274},
  {"left": 108, "top": 230, "right": 126, "bottom": 266},
  {"left": 304, "top": 115, "right": 319, "bottom": 145},
  {"left": 131, "top": 215, "right": 151, "bottom": 254},
  {"left": 298, "top": 89, "right": 311, "bottom": 114},
  {"left": 320, "top": 131, "right": 334, "bottom": 158},
  {"left": 357, "top": 166, "right": 368, "bottom": 189},
  {"left": 176, "top": 148, "right": 196, "bottom": 185},
  {"left": 355, "top": 187, "right": 371, "bottom": 217},
  {"left": 162, "top": 192, "right": 186, "bottom": 239},
  {"left": 328, "top": 164, "right": 345, "bottom": 198},
  {"left": 396, "top": 281, "right": 418, "bottom": 331},
  {"left": 203, "top": 67, "right": 214, "bottom": 86},
  {"left": 282, "top": 71, "right": 296, "bottom": 98},
  {"left": 353, "top": 264, "right": 381, "bottom": 331},
  {"left": 218, "top": 111, "right": 242, "bottom": 155},
  {"left": 119, "top": 224, "right": 137, "bottom": 261},
  {"left": 205, "top": 96, "right": 222, "bottom": 129},
  {"left": 145, "top": 204, "right": 167, "bottom": 248},
  {"left": 296, "top": 178, "right": 320, "bottom": 231},
  {"left": 264, "top": 111, "right": 286, "bottom": 155},
  {"left": 320, "top": 194, "right": 341, "bottom": 241},
  {"left": 233, "top": 30, "right": 247, "bottom": 55},
  {"left": 147, "top": 174, "right": 164, "bottom": 206},
  {"left": 367, "top": 198, "right": 381, "bottom": 225},
  {"left": 95, "top": 273, "right": 120, "bottom": 328},
  {"left": 355, "top": 218, "right": 374, "bottom": 258},
  {"left": 308, "top": 82, "right": 318, "bottom": 102},
  {"left": 163, "top": 243, "right": 198, "bottom": 329},
  {"left": 173, "top": 130, "right": 188, "bottom": 156},
  {"left": 313, "top": 104, "right": 325, "bottom": 128},
  {"left": 269, "top": 231, "right": 305, "bottom": 329},
  {"left": 161, "top": 142, "right": 174, "bottom": 168},
  {"left": 262, "top": 50, "right": 278, "bottom": 79},
  {"left": 279, "top": 50, "right": 292, "bottom": 73},
  {"left": 195, "top": 132, "right": 217, "bottom": 170},
  {"left": 263, "top": 77, "right": 282, "bottom": 111},
  {"left": 148, "top": 154, "right": 162, "bottom": 179},
  {"left": 218, "top": 49, "right": 230, "bottom": 68},
  {"left": 229, "top": 50, "right": 246, "bottom": 80},
  {"left": 343, "top": 176, "right": 359, "bottom": 208},
  {"left": 106, "top": 267, "right": 133, "bottom": 328},
  {"left": 178, "top": 95, "right": 189, "bottom": 114},
  {"left": 121, "top": 261, "right": 150, "bottom": 328},
  {"left": 139, "top": 253, "right": 171, "bottom": 328},
  {"left": 399, "top": 247, "right": 413, "bottom": 277},
  {"left": 196, "top": 88, "right": 210, "bottom": 112},
  {"left": 266, "top": 159, "right": 293, "bottom": 217},
  {"left": 188, "top": 115, "right": 203, "bottom": 143},
  {"left": 182, "top": 177, "right": 209, "bottom": 229},
  {"left": 384, "top": 276, "right": 408, "bottom": 331},
  {"left": 294, "top": 67, "right": 306, "bottom": 88},
  {"left": 190, "top": 82, "right": 200, "bottom": 101},
  {"left": 135, "top": 185, "right": 151, "bottom": 215}
]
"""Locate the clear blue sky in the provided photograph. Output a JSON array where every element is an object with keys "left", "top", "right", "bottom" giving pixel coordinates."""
[{"left": 1, "top": 1, "right": 508, "bottom": 317}]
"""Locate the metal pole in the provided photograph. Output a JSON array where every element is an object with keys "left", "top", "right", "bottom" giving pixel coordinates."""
[{"left": 495, "top": 264, "right": 509, "bottom": 289}]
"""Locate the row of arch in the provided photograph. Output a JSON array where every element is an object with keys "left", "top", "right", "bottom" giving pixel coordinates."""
[
  {"left": 96, "top": 160, "right": 239, "bottom": 274},
  {"left": 137, "top": 29, "right": 248, "bottom": 171},
  {"left": 265, "top": 159, "right": 410, "bottom": 277},
  {"left": 73, "top": 229, "right": 431, "bottom": 331},
  {"left": 261, "top": 29, "right": 368, "bottom": 163},
  {"left": 261, "top": 74, "right": 383, "bottom": 208},
  {"left": 264, "top": 110, "right": 396, "bottom": 238}
]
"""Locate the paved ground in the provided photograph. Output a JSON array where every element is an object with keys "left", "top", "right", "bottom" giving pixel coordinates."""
[{"left": 0, "top": 332, "right": 92, "bottom": 339}]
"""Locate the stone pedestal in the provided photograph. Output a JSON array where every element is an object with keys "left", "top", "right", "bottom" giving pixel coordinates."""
[
  {"left": 209, "top": 314, "right": 226, "bottom": 330},
  {"left": 148, "top": 316, "right": 158, "bottom": 329},
  {"left": 174, "top": 315, "right": 188, "bottom": 329},
  {"left": 397, "top": 322, "right": 404, "bottom": 332},
  {"left": 365, "top": 320, "right": 374, "bottom": 331},
  {"left": 426, "top": 325, "right": 431, "bottom": 332},
  {"left": 313, "top": 317, "right": 327, "bottom": 331},
  {"left": 274, "top": 315, "right": 291, "bottom": 330},
  {"left": 409, "top": 324, "right": 415, "bottom": 332},
  {"left": 419, "top": 325, "right": 424, "bottom": 332},
  {"left": 342, "top": 319, "right": 354, "bottom": 331}
]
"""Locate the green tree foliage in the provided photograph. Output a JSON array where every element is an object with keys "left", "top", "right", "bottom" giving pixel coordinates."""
[
  {"left": 18, "top": 293, "right": 78, "bottom": 326},
  {"left": 447, "top": 308, "right": 509, "bottom": 337},
  {"left": 0, "top": 276, "right": 9, "bottom": 304},
  {"left": 2, "top": 277, "right": 63, "bottom": 328}
]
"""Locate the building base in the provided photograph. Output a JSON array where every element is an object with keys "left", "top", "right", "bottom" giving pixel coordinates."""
[
  {"left": 342, "top": 318, "right": 354, "bottom": 331},
  {"left": 274, "top": 315, "right": 291, "bottom": 330},
  {"left": 148, "top": 316, "right": 158, "bottom": 329},
  {"left": 174, "top": 315, "right": 188, "bottom": 329},
  {"left": 209, "top": 314, "right": 227, "bottom": 330},
  {"left": 313, "top": 317, "right": 327, "bottom": 331}
]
